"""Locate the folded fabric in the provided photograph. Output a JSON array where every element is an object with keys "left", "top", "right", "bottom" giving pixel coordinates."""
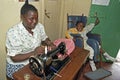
[{"left": 53, "top": 38, "right": 75, "bottom": 55}]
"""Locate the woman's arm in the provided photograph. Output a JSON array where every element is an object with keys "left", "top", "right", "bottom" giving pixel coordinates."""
[
  {"left": 10, "top": 51, "right": 35, "bottom": 62},
  {"left": 10, "top": 46, "right": 45, "bottom": 62}
]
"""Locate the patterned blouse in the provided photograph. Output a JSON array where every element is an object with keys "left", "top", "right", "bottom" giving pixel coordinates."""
[{"left": 6, "top": 22, "right": 48, "bottom": 65}]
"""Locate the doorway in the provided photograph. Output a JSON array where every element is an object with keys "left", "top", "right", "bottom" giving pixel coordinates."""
[{"left": 44, "top": 0, "right": 61, "bottom": 41}]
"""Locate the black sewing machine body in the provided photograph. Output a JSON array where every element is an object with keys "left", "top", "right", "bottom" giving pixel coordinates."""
[{"left": 29, "top": 42, "right": 70, "bottom": 80}]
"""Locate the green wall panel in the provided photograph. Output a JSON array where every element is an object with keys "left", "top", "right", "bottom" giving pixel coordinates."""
[{"left": 88, "top": 0, "right": 120, "bottom": 57}]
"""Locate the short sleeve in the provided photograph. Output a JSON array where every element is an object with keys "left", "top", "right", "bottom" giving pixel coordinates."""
[
  {"left": 37, "top": 23, "right": 48, "bottom": 41},
  {"left": 6, "top": 29, "right": 23, "bottom": 56}
]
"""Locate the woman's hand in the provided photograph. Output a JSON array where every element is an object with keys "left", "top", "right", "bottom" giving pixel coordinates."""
[
  {"left": 34, "top": 46, "right": 45, "bottom": 55},
  {"left": 57, "top": 54, "right": 68, "bottom": 61},
  {"left": 50, "top": 43, "right": 56, "bottom": 50}
]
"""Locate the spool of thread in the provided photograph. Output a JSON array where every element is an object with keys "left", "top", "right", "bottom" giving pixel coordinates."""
[{"left": 45, "top": 46, "right": 47, "bottom": 54}]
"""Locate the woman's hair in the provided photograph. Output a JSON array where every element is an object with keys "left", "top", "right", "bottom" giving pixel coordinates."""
[{"left": 20, "top": 0, "right": 38, "bottom": 15}]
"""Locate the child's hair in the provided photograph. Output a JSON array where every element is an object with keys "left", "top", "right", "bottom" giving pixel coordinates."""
[
  {"left": 76, "top": 21, "right": 85, "bottom": 27},
  {"left": 20, "top": 0, "right": 38, "bottom": 15}
]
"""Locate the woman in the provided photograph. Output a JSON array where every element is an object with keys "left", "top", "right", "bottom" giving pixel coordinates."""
[{"left": 6, "top": 1, "right": 55, "bottom": 79}]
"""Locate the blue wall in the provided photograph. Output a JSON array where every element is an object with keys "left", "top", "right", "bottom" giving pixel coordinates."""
[{"left": 88, "top": 0, "right": 120, "bottom": 57}]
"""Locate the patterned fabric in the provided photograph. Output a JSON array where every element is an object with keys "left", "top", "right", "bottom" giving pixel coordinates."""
[
  {"left": 6, "top": 62, "right": 24, "bottom": 79},
  {"left": 6, "top": 22, "right": 48, "bottom": 65}
]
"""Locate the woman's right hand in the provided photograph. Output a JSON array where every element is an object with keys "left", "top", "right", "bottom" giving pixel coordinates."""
[{"left": 34, "top": 46, "right": 45, "bottom": 55}]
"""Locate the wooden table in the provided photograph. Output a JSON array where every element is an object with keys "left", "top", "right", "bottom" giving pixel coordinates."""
[{"left": 13, "top": 47, "right": 89, "bottom": 80}]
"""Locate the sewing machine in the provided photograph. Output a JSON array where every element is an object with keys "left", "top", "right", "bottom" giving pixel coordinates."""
[
  {"left": 13, "top": 46, "right": 89, "bottom": 80},
  {"left": 29, "top": 42, "right": 70, "bottom": 80}
]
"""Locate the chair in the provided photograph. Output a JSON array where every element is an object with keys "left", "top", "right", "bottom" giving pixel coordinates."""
[{"left": 66, "top": 14, "right": 102, "bottom": 65}]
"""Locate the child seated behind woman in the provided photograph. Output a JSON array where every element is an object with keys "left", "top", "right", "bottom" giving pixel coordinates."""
[{"left": 65, "top": 17, "right": 118, "bottom": 71}]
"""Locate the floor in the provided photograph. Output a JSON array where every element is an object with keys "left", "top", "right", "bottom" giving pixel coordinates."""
[{"left": 77, "top": 61, "right": 120, "bottom": 80}]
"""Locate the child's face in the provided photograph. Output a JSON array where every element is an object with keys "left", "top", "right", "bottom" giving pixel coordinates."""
[{"left": 76, "top": 22, "right": 84, "bottom": 32}]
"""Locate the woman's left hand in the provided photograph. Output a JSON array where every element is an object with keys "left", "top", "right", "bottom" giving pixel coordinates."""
[{"left": 58, "top": 54, "right": 68, "bottom": 61}]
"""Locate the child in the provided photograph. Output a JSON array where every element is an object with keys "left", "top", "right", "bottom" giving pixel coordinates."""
[{"left": 65, "top": 17, "right": 118, "bottom": 71}]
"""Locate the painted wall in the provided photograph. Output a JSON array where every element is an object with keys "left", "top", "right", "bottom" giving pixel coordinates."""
[
  {"left": 0, "top": 0, "right": 43, "bottom": 80},
  {"left": 88, "top": 0, "right": 120, "bottom": 57}
]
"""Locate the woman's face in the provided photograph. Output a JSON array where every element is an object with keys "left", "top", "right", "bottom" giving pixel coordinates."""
[
  {"left": 21, "top": 10, "right": 38, "bottom": 30},
  {"left": 76, "top": 22, "right": 84, "bottom": 32}
]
